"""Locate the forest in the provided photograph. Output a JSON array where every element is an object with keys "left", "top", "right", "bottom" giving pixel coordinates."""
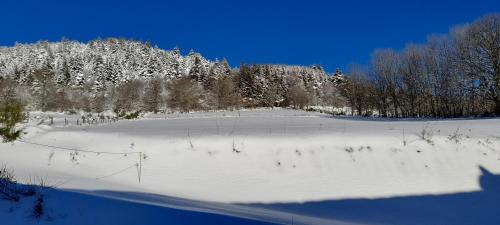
[{"left": 0, "top": 14, "right": 498, "bottom": 118}]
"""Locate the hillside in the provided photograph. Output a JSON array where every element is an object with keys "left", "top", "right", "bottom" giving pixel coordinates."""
[
  {"left": 1, "top": 109, "right": 500, "bottom": 225},
  {"left": 0, "top": 39, "right": 345, "bottom": 111}
]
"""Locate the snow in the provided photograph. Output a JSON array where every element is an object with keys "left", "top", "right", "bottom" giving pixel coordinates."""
[{"left": 1, "top": 109, "right": 500, "bottom": 224}]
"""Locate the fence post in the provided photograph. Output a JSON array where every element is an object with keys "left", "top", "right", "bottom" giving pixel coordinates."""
[{"left": 138, "top": 152, "right": 142, "bottom": 183}]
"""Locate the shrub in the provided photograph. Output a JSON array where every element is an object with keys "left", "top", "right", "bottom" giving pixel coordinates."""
[
  {"left": 1, "top": 165, "right": 41, "bottom": 221},
  {"left": 124, "top": 111, "right": 140, "bottom": 120},
  {"left": 0, "top": 102, "right": 24, "bottom": 142},
  {"left": 0, "top": 165, "right": 20, "bottom": 201},
  {"left": 1, "top": 165, "right": 37, "bottom": 199},
  {"left": 32, "top": 195, "right": 44, "bottom": 219}
]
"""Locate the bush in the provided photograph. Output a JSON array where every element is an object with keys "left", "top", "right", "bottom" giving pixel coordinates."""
[
  {"left": 0, "top": 165, "right": 29, "bottom": 202},
  {"left": 1, "top": 165, "right": 40, "bottom": 221},
  {"left": 32, "top": 195, "right": 44, "bottom": 219},
  {"left": 124, "top": 111, "right": 140, "bottom": 120},
  {"left": 0, "top": 128, "right": 21, "bottom": 142},
  {"left": 67, "top": 109, "right": 78, "bottom": 115},
  {"left": 0, "top": 165, "right": 15, "bottom": 184},
  {"left": 0, "top": 102, "right": 24, "bottom": 142}
]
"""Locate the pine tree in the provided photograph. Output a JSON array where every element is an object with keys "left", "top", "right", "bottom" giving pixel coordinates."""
[
  {"left": 92, "top": 56, "right": 107, "bottom": 93},
  {"left": 238, "top": 62, "right": 256, "bottom": 100},
  {"left": 189, "top": 56, "right": 205, "bottom": 84},
  {"left": 56, "top": 59, "right": 71, "bottom": 87}
]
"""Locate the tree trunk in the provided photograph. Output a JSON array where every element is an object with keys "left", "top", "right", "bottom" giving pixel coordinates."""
[
  {"left": 494, "top": 64, "right": 500, "bottom": 116},
  {"left": 494, "top": 57, "right": 500, "bottom": 116},
  {"left": 496, "top": 98, "right": 500, "bottom": 116}
]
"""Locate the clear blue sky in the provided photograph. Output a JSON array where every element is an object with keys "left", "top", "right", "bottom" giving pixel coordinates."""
[{"left": 1, "top": 0, "right": 499, "bottom": 72}]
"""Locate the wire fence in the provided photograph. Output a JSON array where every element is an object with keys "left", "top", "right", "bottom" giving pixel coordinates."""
[{"left": 15, "top": 139, "right": 144, "bottom": 183}]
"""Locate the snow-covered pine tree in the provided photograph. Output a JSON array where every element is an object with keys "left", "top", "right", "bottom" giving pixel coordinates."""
[
  {"left": 189, "top": 56, "right": 206, "bottom": 85},
  {"left": 238, "top": 62, "right": 257, "bottom": 103},
  {"left": 106, "top": 57, "right": 121, "bottom": 84},
  {"left": 165, "top": 46, "right": 183, "bottom": 79},
  {"left": 92, "top": 56, "right": 107, "bottom": 93},
  {"left": 56, "top": 58, "right": 71, "bottom": 87}
]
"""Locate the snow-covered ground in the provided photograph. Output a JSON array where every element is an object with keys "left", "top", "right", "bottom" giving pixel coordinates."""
[{"left": 2, "top": 109, "right": 500, "bottom": 225}]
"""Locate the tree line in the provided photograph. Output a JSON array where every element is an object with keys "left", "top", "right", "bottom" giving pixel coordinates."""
[
  {"left": 0, "top": 37, "right": 348, "bottom": 114},
  {"left": 2, "top": 14, "right": 497, "bottom": 118},
  {"left": 0, "top": 59, "right": 345, "bottom": 114},
  {"left": 342, "top": 14, "right": 500, "bottom": 117}
]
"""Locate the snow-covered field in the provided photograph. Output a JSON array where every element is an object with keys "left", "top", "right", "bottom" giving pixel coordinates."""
[{"left": 2, "top": 109, "right": 500, "bottom": 225}]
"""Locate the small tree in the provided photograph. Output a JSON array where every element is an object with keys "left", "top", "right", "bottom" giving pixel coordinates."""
[{"left": 0, "top": 102, "right": 24, "bottom": 142}]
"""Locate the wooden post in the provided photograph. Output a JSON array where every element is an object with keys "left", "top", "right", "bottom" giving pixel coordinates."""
[{"left": 138, "top": 152, "right": 142, "bottom": 183}]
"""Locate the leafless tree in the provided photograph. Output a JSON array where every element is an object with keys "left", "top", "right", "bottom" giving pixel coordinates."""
[
  {"left": 371, "top": 49, "right": 401, "bottom": 117},
  {"left": 209, "top": 75, "right": 240, "bottom": 110},
  {"left": 166, "top": 77, "right": 203, "bottom": 112},
  {"left": 51, "top": 90, "right": 72, "bottom": 112},
  {"left": 343, "top": 65, "right": 373, "bottom": 115},
  {"left": 92, "top": 94, "right": 106, "bottom": 113},
  {"left": 462, "top": 14, "right": 500, "bottom": 115},
  {"left": 319, "top": 81, "right": 345, "bottom": 108},
  {"left": 114, "top": 80, "right": 143, "bottom": 114},
  {"left": 0, "top": 77, "right": 17, "bottom": 105},
  {"left": 32, "top": 67, "right": 56, "bottom": 112},
  {"left": 142, "top": 78, "right": 163, "bottom": 113},
  {"left": 288, "top": 83, "right": 310, "bottom": 109}
]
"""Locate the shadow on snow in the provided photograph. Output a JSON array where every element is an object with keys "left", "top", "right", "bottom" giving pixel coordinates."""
[
  {"left": 247, "top": 166, "right": 500, "bottom": 225},
  {"left": 3, "top": 166, "right": 499, "bottom": 225}
]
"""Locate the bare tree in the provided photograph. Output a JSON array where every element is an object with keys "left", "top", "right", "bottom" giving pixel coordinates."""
[
  {"left": 209, "top": 75, "right": 240, "bottom": 110},
  {"left": 114, "top": 80, "right": 144, "bottom": 114},
  {"left": 166, "top": 77, "right": 203, "bottom": 112},
  {"left": 462, "top": 14, "right": 500, "bottom": 115},
  {"left": 0, "top": 77, "right": 17, "bottom": 105},
  {"left": 319, "top": 81, "right": 345, "bottom": 108},
  {"left": 399, "top": 44, "right": 430, "bottom": 117},
  {"left": 52, "top": 90, "right": 72, "bottom": 112},
  {"left": 288, "top": 83, "right": 310, "bottom": 109},
  {"left": 32, "top": 67, "right": 56, "bottom": 112},
  {"left": 343, "top": 65, "right": 372, "bottom": 115},
  {"left": 92, "top": 94, "right": 106, "bottom": 113},
  {"left": 142, "top": 78, "right": 163, "bottom": 113},
  {"left": 371, "top": 49, "right": 401, "bottom": 117}
]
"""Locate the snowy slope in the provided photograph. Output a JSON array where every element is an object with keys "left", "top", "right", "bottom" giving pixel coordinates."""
[{"left": 1, "top": 109, "right": 500, "bottom": 224}]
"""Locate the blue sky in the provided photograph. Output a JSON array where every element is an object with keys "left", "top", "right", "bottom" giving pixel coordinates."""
[{"left": 1, "top": 0, "right": 499, "bottom": 72}]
